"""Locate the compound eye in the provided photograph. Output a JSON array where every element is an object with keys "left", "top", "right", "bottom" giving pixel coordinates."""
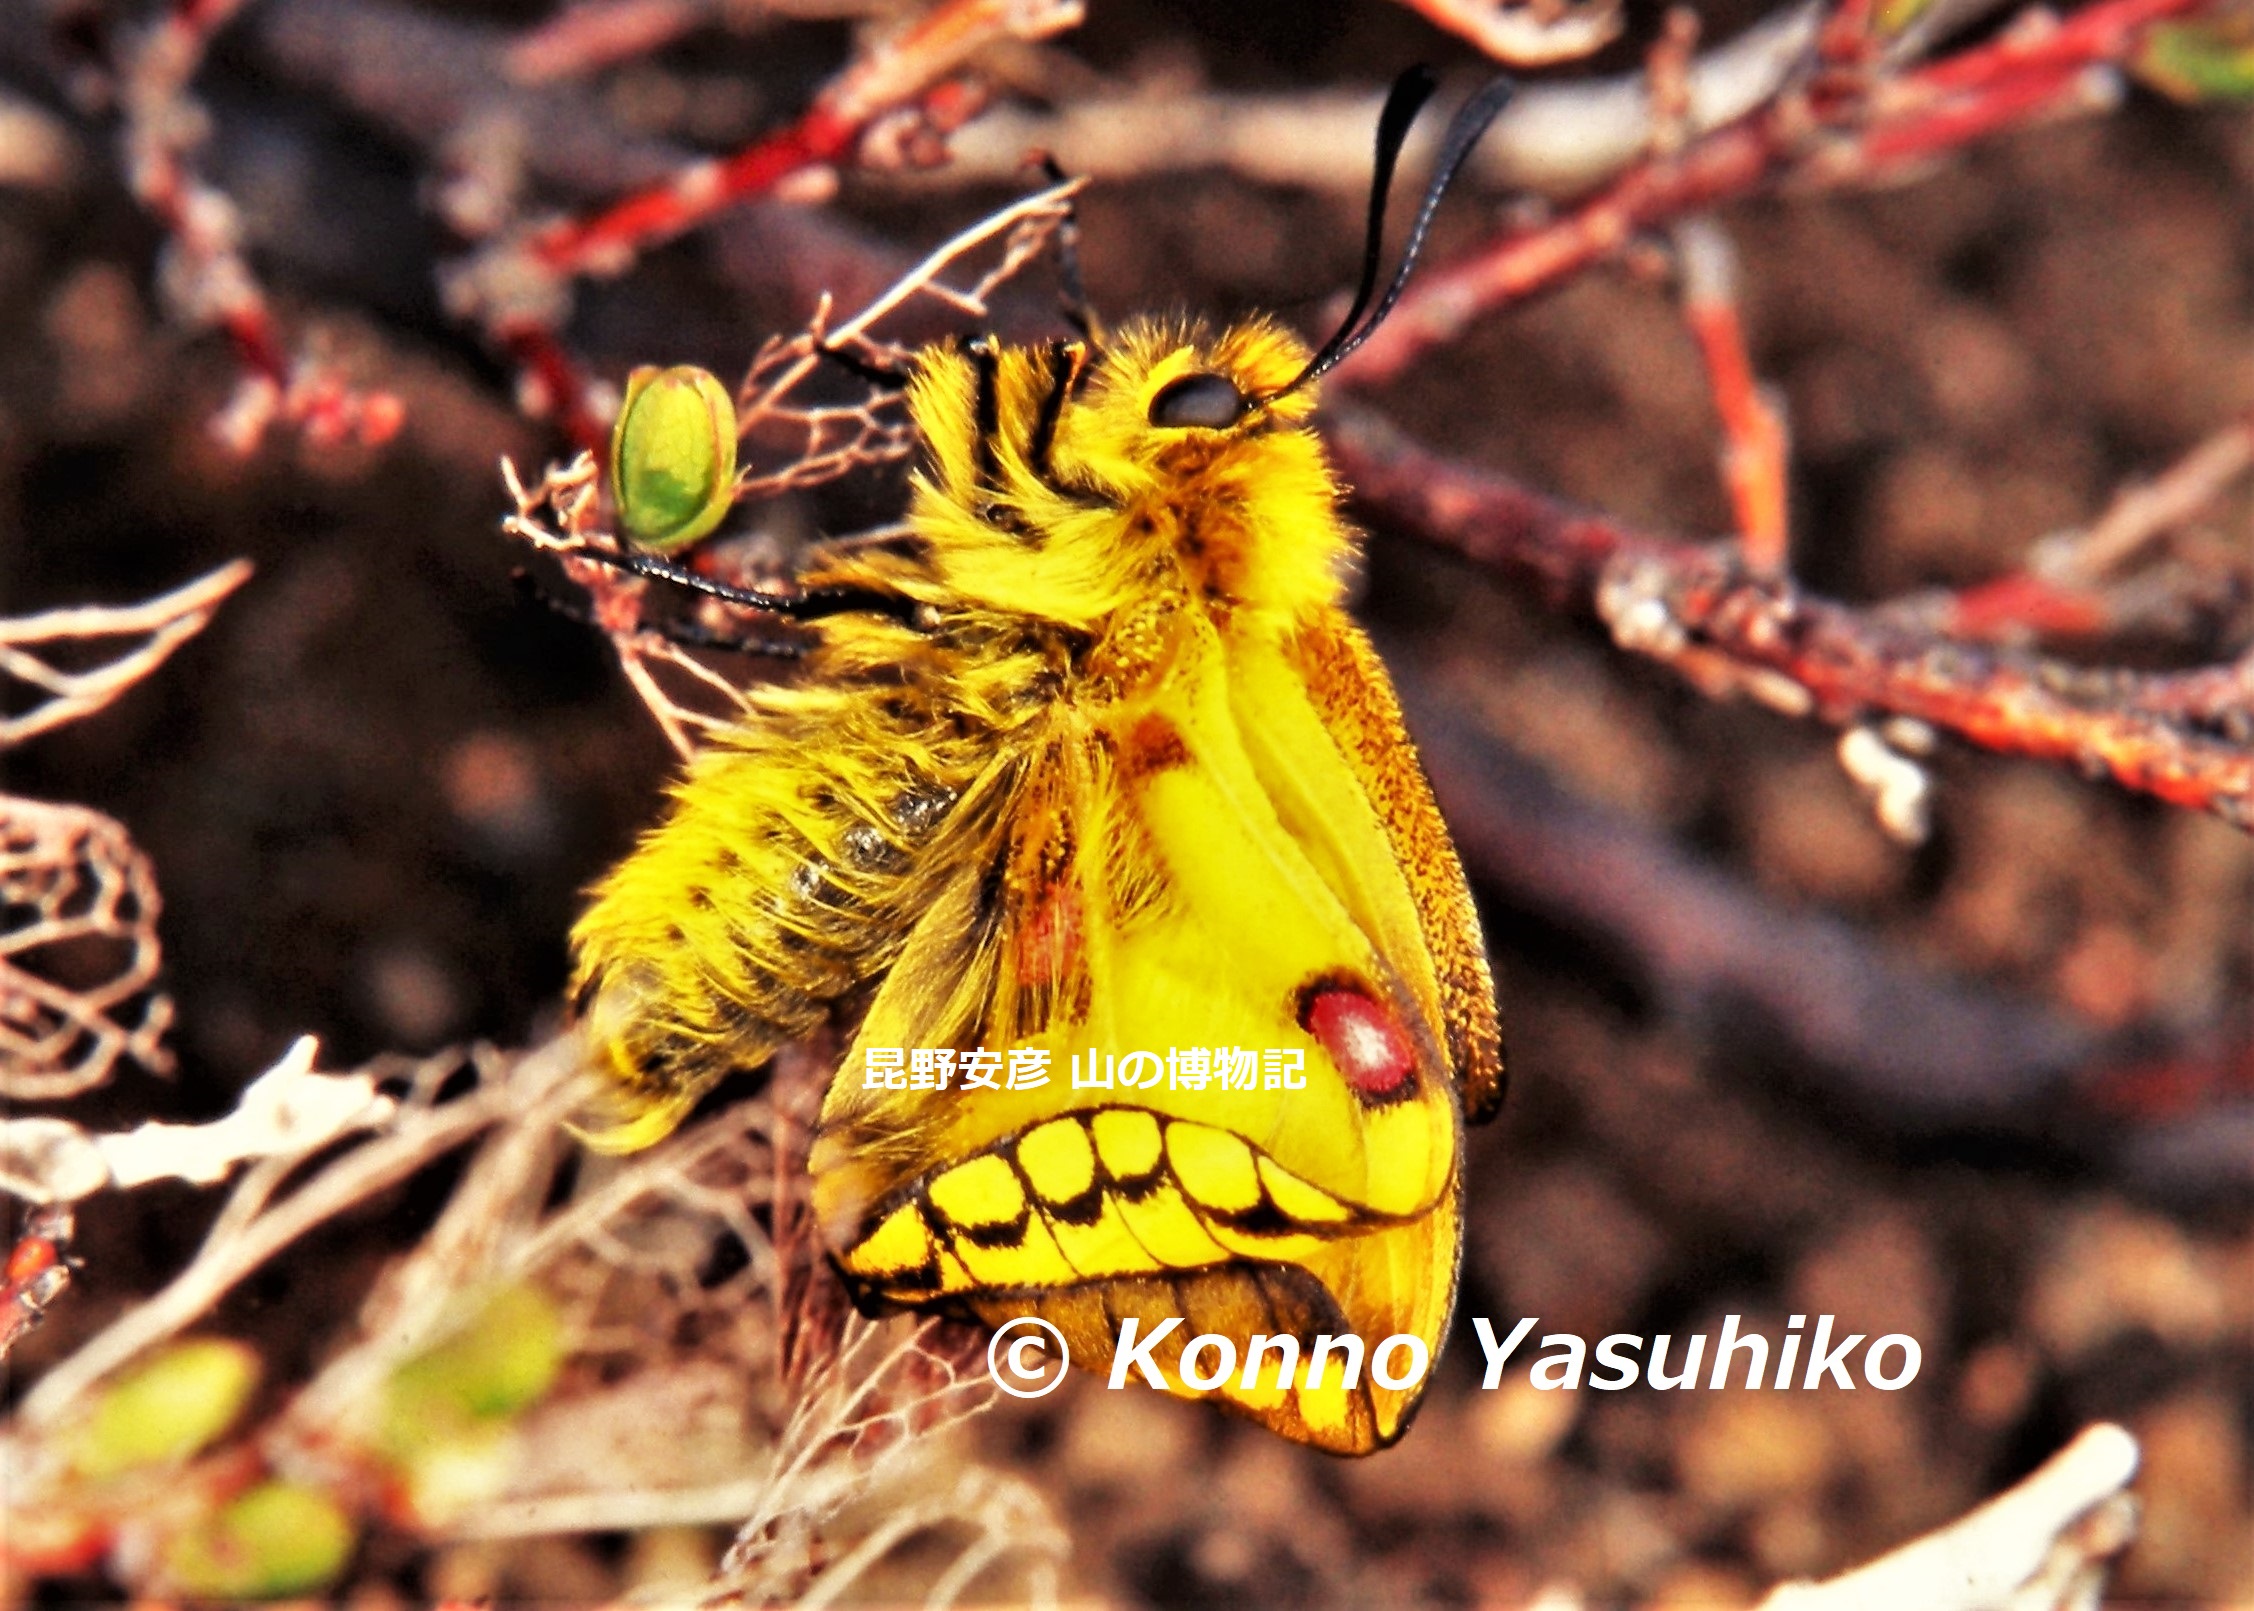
[{"left": 1146, "top": 372, "right": 1246, "bottom": 430}]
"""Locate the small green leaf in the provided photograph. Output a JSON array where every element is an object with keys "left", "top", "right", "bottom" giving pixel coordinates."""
[
  {"left": 70, "top": 1338, "right": 259, "bottom": 1479},
  {"left": 386, "top": 1282, "right": 563, "bottom": 1428},
  {"left": 163, "top": 1481, "right": 355, "bottom": 1598},
  {"left": 610, "top": 364, "right": 739, "bottom": 552},
  {"left": 377, "top": 1285, "right": 562, "bottom": 1525},
  {"left": 2134, "top": 12, "right": 2254, "bottom": 102}
]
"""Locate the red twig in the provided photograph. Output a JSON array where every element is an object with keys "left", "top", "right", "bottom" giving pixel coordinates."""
[
  {"left": 1333, "top": 409, "right": 2254, "bottom": 829},
  {"left": 1338, "top": 0, "right": 2208, "bottom": 388},
  {"left": 111, "top": 0, "right": 402, "bottom": 451},
  {"left": 456, "top": 0, "right": 1080, "bottom": 445},
  {"left": 0, "top": 1205, "right": 76, "bottom": 1365},
  {"left": 1887, "top": 409, "right": 2254, "bottom": 643},
  {"left": 497, "top": 321, "right": 613, "bottom": 460},
  {"left": 1675, "top": 219, "right": 1791, "bottom": 572},
  {"left": 521, "top": 0, "right": 1076, "bottom": 277}
]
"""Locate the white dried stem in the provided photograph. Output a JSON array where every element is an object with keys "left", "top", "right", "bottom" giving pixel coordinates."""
[
  {"left": 0, "top": 560, "right": 251, "bottom": 749},
  {"left": 1757, "top": 1423, "right": 2140, "bottom": 1611},
  {"left": 15, "top": 1042, "right": 536, "bottom": 1436},
  {"left": 931, "top": 6, "right": 1823, "bottom": 197},
  {"left": 0, "top": 1036, "right": 393, "bottom": 1203},
  {"left": 0, "top": 799, "right": 173, "bottom": 1099}
]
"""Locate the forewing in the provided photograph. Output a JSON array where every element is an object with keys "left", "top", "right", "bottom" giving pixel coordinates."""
[{"left": 1268, "top": 612, "right": 1504, "bottom": 1123}]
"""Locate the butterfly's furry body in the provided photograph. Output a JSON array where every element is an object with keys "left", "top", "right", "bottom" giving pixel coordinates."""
[{"left": 573, "top": 318, "right": 1503, "bottom": 1451}]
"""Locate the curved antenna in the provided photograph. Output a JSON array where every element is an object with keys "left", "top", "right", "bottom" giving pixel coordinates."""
[
  {"left": 569, "top": 543, "right": 926, "bottom": 628},
  {"left": 1272, "top": 69, "right": 1516, "bottom": 398}
]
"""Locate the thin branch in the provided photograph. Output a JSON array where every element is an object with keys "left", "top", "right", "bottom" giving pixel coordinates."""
[
  {"left": 0, "top": 560, "right": 251, "bottom": 749},
  {"left": 14, "top": 1042, "right": 543, "bottom": 1434},
  {"left": 111, "top": 0, "right": 401, "bottom": 450},
  {"left": 0, "top": 800, "right": 173, "bottom": 1099},
  {"left": 2052, "top": 409, "right": 2254, "bottom": 581},
  {"left": 1879, "top": 409, "right": 2254, "bottom": 643},
  {"left": 1337, "top": 409, "right": 2254, "bottom": 828},
  {"left": 450, "top": 0, "right": 1084, "bottom": 449},
  {"left": 1674, "top": 217, "right": 1791, "bottom": 572},
  {"left": 1337, "top": 0, "right": 2207, "bottom": 387}
]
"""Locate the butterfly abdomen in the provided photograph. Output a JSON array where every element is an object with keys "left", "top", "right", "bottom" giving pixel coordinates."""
[{"left": 571, "top": 666, "right": 1009, "bottom": 1149}]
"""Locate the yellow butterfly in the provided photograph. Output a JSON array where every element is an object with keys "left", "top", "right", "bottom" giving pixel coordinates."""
[{"left": 569, "top": 70, "right": 1510, "bottom": 1453}]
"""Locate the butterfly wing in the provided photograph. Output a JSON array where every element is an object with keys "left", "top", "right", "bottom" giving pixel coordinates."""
[
  {"left": 1263, "top": 612, "right": 1504, "bottom": 1123},
  {"left": 812, "top": 602, "right": 1489, "bottom": 1452}
]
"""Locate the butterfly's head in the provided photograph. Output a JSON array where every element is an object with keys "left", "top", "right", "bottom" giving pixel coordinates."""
[
  {"left": 1044, "top": 318, "right": 1352, "bottom": 622},
  {"left": 891, "top": 320, "right": 1349, "bottom": 630}
]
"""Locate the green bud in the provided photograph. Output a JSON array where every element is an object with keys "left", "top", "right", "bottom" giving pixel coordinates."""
[
  {"left": 70, "top": 1338, "right": 259, "bottom": 1479},
  {"left": 162, "top": 1481, "right": 355, "bottom": 1598},
  {"left": 610, "top": 364, "right": 739, "bottom": 552}
]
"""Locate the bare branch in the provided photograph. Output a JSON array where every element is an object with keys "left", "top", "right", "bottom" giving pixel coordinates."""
[
  {"left": 1337, "top": 0, "right": 2208, "bottom": 387},
  {"left": 108, "top": 0, "right": 401, "bottom": 449},
  {"left": 15, "top": 1042, "right": 540, "bottom": 1435},
  {"left": 1338, "top": 410, "right": 2254, "bottom": 828},
  {"left": 0, "top": 560, "right": 250, "bottom": 749},
  {"left": 0, "top": 799, "right": 174, "bottom": 1100}
]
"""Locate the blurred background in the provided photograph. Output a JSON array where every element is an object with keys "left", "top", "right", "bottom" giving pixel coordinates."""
[{"left": 2, "top": 0, "right": 2249, "bottom": 1603}]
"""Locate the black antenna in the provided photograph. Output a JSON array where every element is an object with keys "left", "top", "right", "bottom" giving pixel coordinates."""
[
  {"left": 1272, "top": 68, "right": 1516, "bottom": 397},
  {"left": 567, "top": 543, "right": 925, "bottom": 629}
]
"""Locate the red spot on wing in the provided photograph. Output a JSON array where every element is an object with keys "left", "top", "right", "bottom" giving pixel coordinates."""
[{"left": 1303, "top": 984, "right": 1415, "bottom": 1098}]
